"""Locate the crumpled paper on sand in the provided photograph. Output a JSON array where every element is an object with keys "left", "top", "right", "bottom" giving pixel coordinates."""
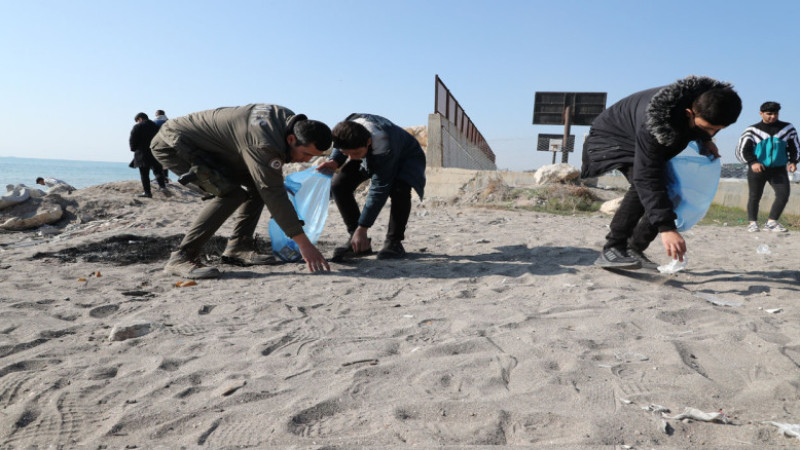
[
  {"left": 663, "top": 407, "right": 729, "bottom": 424},
  {"left": 765, "top": 421, "right": 800, "bottom": 441}
]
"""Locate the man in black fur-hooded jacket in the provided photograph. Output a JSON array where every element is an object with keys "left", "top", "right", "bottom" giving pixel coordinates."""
[{"left": 581, "top": 76, "right": 742, "bottom": 270}]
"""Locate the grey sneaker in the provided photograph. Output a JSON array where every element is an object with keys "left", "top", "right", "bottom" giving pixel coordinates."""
[
  {"left": 626, "top": 248, "right": 658, "bottom": 270},
  {"left": 164, "top": 251, "right": 220, "bottom": 279},
  {"left": 221, "top": 248, "right": 278, "bottom": 266},
  {"left": 595, "top": 247, "right": 641, "bottom": 270},
  {"left": 377, "top": 240, "right": 407, "bottom": 260}
]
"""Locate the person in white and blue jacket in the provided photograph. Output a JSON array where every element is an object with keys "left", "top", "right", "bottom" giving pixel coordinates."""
[
  {"left": 317, "top": 114, "right": 426, "bottom": 260},
  {"left": 735, "top": 101, "right": 799, "bottom": 233}
]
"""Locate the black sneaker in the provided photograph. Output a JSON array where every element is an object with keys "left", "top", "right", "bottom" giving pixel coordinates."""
[
  {"left": 136, "top": 192, "right": 152, "bottom": 198},
  {"left": 331, "top": 238, "right": 373, "bottom": 262},
  {"left": 626, "top": 248, "right": 658, "bottom": 270},
  {"left": 595, "top": 247, "right": 641, "bottom": 270},
  {"left": 377, "top": 240, "right": 407, "bottom": 260}
]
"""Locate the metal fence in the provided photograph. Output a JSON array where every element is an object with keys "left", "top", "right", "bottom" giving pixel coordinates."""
[{"left": 434, "top": 75, "right": 495, "bottom": 163}]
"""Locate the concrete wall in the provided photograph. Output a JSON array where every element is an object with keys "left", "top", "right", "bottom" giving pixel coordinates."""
[
  {"left": 427, "top": 114, "right": 496, "bottom": 171},
  {"left": 424, "top": 167, "right": 538, "bottom": 199},
  {"left": 595, "top": 175, "right": 800, "bottom": 216}
]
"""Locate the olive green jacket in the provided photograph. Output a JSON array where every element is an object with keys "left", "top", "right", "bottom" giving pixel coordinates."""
[{"left": 154, "top": 104, "right": 304, "bottom": 237}]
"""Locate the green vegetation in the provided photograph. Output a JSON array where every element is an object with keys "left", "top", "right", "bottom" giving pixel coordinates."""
[
  {"left": 473, "top": 178, "right": 800, "bottom": 228},
  {"left": 698, "top": 204, "right": 800, "bottom": 231}
]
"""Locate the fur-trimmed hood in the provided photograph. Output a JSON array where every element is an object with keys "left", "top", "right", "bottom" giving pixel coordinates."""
[{"left": 646, "top": 75, "right": 734, "bottom": 147}]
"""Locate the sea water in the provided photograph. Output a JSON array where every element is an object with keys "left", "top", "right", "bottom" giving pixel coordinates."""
[{"left": 0, "top": 157, "right": 137, "bottom": 190}]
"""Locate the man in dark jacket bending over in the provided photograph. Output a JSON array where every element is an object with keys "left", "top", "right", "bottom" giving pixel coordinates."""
[
  {"left": 581, "top": 76, "right": 742, "bottom": 270},
  {"left": 316, "top": 114, "right": 426, "bottom": 260}
]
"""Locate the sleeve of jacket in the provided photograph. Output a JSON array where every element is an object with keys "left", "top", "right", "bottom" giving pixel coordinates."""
[
  {"left": 735, "top": 128, "right": 757, "bottom": 164},
  {"left": 240, "top": 145, "right": 305, "bottom": 237},
  {"left": 787, "top": 124, "right": 800, "bottom": 164},
  {"left": 632, "top": 126, "right": 677, "bottom": 232},
  {"left": 329, "top": 148, "right": 348, "bottom": 167},
  {"left": 358, "top": 166, "right": 396, "bottom": 228},
  {"left": 129, "top": 125, "right": 139, "bottom": 152},
  {"left": 357, "top": 127, "right": 402, "bottom": 228}
]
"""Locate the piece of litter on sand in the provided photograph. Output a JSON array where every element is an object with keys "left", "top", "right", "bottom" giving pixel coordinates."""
[
  {"left": 764, "top": 308, "right": 783, "bottom": 314},
  {"left": 664, "top": 407, "right": 729, "bottom": 424},
  {"left": 694, "top": 292, "right": 742, "bottom": 307},
  {"left": 642, "top": 404, "right": 670, "bottom": 414},
  {"left": 764, "top": 421, "right": 800, "bottom": 441},
  {"left": 657, "top": 257, "right": 687, "bottom": 274}
]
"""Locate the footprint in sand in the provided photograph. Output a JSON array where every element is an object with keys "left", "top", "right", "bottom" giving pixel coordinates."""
[{"left": 88, "top": 304, "right": 119, "bottom": 319}]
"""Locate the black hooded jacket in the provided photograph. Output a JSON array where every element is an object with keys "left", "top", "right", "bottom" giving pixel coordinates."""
[
  {"left": 129, "top": 119, "right": 162, "bottom": 168},
  {"left": 580, "top": 76, "right": 733, "bottom": 231}
]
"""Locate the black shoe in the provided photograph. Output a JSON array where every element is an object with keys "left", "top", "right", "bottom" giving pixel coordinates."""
[
  {"left": 626, "top": 248, "right": 658, "bottom": 270},
  {"left": 595, "top": 247, "right": 641, "bottom": 269},
  {"left": 136, "top": 192, "right": 152, "bottom": 198},
  {"left": 331, "top": 238, "right": 373, "bottom": 262},
  {"left": 377, "top": 240, "right": 407, "bottom": 260}
]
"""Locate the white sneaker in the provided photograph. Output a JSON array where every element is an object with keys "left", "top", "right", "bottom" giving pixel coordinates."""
[
  {"left": 763, "top": 221, "right": 788, "bottom": 232},
  {"left": 746, "top": 222, "right": 760, "bottom": 233}
]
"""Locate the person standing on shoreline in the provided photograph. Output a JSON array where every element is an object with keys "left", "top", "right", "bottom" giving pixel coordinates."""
[
  {"left": 735, "top": 101, "right": 798, "bottom": 233},
  {"left": 153, "top": 110, "right": 168, "bottom": 127},
  {"left": 129, "top": 112, "right": 167, "bottom": 198},
  {"left": 153, "top": 110, "right": 170, "bottom": 180}
]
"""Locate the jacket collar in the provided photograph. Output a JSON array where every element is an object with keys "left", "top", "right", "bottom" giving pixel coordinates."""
[{"left": 646, "top": 75, "right": 733, "bottom": 147}]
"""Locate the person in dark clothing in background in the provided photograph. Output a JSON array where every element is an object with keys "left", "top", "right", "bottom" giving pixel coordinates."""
[
  {"left": 316, "top": 114, "right": 426, "bottom": 261},
  {"left": 735, "top": 101, "right": 798, "bottom": 233},
  {"left": 580, "top": 76, "right": 742, "bottom": 270},
  {"left": 153, "top": 110, "right": 170, "bottom": 180},
  {"left": 129, "top": 112, "right": 167, "bottom": 198},
  {"left": 153, "top": 110, "right": 168, "bottom": 127}
]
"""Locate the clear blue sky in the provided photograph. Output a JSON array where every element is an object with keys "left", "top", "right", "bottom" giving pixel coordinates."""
[{"left": 1, "top": 1, "right": 797, "bottom": 171}]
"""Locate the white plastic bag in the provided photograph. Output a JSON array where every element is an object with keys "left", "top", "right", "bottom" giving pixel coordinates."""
[
  {"left": 268, "top": 168, "right": 332, "bottom": 261},
  {"left": 657, "top": 257, "right": 688, "bottom": 274}
]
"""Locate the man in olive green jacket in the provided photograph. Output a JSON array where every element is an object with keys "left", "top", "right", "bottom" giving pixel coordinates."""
[{"left": 151, "top": 104, "right": 332, "bottom": 278}]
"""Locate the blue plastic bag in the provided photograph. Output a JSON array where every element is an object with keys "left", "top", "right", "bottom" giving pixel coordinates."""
[
  {"left": 665, "top": 141, "right": 721, "bottom": 231},
  {"left": 268, "top": 167, "right": 332, "bottom": 261}
]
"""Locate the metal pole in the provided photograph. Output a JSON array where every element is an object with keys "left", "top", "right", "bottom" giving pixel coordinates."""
[{"left": 561, "top": 105, "right": 572, "bottom": 164}]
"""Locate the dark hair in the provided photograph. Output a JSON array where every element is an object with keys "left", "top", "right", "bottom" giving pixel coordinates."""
[
  {"left": 134, "top": 112, "right": 148, "bottom": 121},
  {"left": 692, "top": 88, "right": 742, "bottom": 126},
  {"left": 155, "top": 109, "right": 165, "bottom": 116},
  {"left": 760, "top": 101, "right": 781, "bottom": 113},
  {"left": 35, "top": 177, "right": 44, "bottom": 184},
  {"left": 292, "top": 120, "right": 332, "bottom": 151},
  {"left": 331, "top": 121, "right": 371, "bottom": 150}
]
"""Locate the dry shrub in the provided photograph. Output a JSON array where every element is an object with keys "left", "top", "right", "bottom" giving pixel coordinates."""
[
  {"left": 479, "top": 177, "right": 514, "bottom": 202},
  {"left": 518, "top": 184, "right": 601, "bottom": 214}
]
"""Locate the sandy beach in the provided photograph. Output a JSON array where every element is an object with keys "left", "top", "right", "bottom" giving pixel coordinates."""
[{"left": 2, "top": 178, "right": 800, "bottom": 448}]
